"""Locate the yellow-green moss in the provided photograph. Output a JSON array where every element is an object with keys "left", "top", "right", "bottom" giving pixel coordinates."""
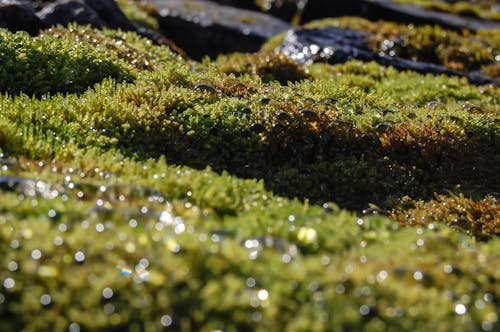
[
  {"left": 0, "top": 23, "right": 499, "bottom": 331},
  {"left": 0, "top": 29, "right": 134, "bottom": 97}
]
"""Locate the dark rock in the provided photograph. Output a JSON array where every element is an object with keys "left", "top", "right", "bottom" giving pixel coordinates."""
[
  {"left": 278, "top": 27, "right": 499, "bottom": 85},
  {"left": 207, "top": 0, "right": 300, "bottom": 22},
  {"left": 0, "top": 0, "right": 172, "bottom": 46},
  {"left": 80, "top": 0, "right": 136, "bottom": 30},
  {"left": 37, "top": 0, "right": 107, "bottom": 28},
  {"left": 151, "top": 0, "right": 291, "bottom": 59},
  {"left": 0, "top": 1, "right": 46, "bottom": 35},
  {"left": 301, "top": 0, "right": 500, "bottom": 32}
]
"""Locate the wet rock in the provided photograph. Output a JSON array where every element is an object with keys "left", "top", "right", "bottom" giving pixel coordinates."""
[
  {"left": 151, "top": 0, "right": 291, "bottom": 59},
  {"left": 300, "top": 0, "right": 500, "bottom": 31},
  {"left": 207, "top": 0, "right": 300, "bottom": 22},
  {"left": 37, "top": 0, "right": 107, "bottom": 28},
  {"left": 0, "top": 0, "right": 169, "bottom": 45},
  {"left": 0, "top": 1, "right": 46, "bottom": 35},
  {"left": 278, "top": 27, "right": 498, "bottom": 85}
]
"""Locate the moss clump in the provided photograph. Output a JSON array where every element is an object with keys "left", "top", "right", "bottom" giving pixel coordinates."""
[
  {"left": 215, "top": 52, "right": 311, "bottom": 84},
  {"left": 0, "top": 29, "right": 134, "bottom": 97},
  {"left": 0, "top": 24, "right": 499, "bottom": 331},
  {"left": 392, "top": 194, "right": 499, "bottom": 240},
  {"left": 115, "top": 0, "right": 160, "bottom": 31},
  {"left": 0, "top": 157, "right": 499, "bottom": 331}
]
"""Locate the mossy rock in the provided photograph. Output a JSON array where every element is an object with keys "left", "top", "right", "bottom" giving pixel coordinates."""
[{"left": 0, "top": 23, "right": 499, "bottom": 331}]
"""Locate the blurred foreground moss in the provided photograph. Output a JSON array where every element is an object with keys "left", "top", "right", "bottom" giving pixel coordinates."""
[
  {"left": 0, "top": 156, "right": 498, "bottom": 331},
  {"left": 0, "top": 25, "right": 499, "bottom": 331}
]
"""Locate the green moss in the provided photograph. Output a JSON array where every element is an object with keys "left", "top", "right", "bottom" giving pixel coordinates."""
[
  {"left": 115, "top": 0, "right": 160, "bottom": 31},
  {"left": 0, "top": 29, "right": 134, "bottom": 97},
  {"left": 215, "top": 52, "right": 310, "bottom": 84},
  {"left": 0, "top": 24, "right": 499, "bottom": 331},
  {"left": 0, "top": 157, "right": 498, "bottom": 331}
]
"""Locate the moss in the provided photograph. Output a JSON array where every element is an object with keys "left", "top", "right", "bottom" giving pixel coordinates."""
[
  {"left": 0, "top": 157, "right": 498, "bottom": 331},
  {"left": 115, "top": 0, "right": 160, "bottom": 31},
  {"left": 0, "top": 29, "right": 134, "bottom": 97},
  {"left": 303, "top": 17, "right": 499, "bottom": 75},
  {"left": 214, "top": 52, "right": 310, "bottom": 84},
  {"left": 392, "top": 194, "right": 499, "bottom": 240},
  {"left": 0, "top": 24, "right": 499, "bottom": 331},
  {"left": 393, "top": 0, "right": 500, "bottom": 21}
]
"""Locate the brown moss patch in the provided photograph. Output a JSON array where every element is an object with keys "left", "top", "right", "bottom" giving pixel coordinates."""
[
  {"left": 215, "top": 52, "right": 310, "bottom": 85},
  {"left": 392, "top": 194, "right": 499, "bottom": 240}
]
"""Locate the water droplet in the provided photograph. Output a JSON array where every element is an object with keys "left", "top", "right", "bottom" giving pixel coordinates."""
[
  {"left": 69, "top": 322, "right": 81, "bottom": 332},
  {"left": 74, "top": 251, "right": 86, "bottom": 263},
  {"left": 48, "top": 209, "right": 57, "bottom": 218},
  {"left": 375, "top": 122, "right": 393, "bottom": 134},
  {"left": 360, "top": 305, "right": 370, "bottom": 316},
  {"left": 7, "top": 261, "right": 18, "bottom": 272},
  {"left": 257, "top": 289, "right": 269, "bottom": 301},
  {"left": 250, "top": 123, "right": 265, "bottom": 134},
  {"left": 40, "top": 294, "right": 52, "bottom": 306},
  {"left": 297, "top": 227, "right": 317, "bottom": 244},
  {"left": 246, "top": 278, "right": 256, "bottom": 288},
  {"left": 31, "top": 249, "right": 42, "bottom": 260},
  {"left": 377, "top": 270, "right": 388, "bottom": 282},
  {"left": 160, "top": 315, "right": 173, "bottom": 327},
  {"left": 277, "top": 112, "right": 293, "bottom": 123},
  {"left": 381, "top": 109, "right": 395, "bottom": 116},
  {"left": 299, "top": 108, "right": 318, "bottom": 120},
  {"left": 455, "top": 303, "right": 467, "bottom": 315},
  {"left": 3, "top": 278, "right": 15, "bottom": 289},
  {"left": 413, "top": 271, "right": 423, "bottom": 281},
  {"left": 361, "top": 208, "right": 390, "bottom": 216},
  {"left": 102, "top": 287, "right": 113, "bottom": 299},
  {"left": 193, "top": 83, "right": 216, "bottom": 93}
]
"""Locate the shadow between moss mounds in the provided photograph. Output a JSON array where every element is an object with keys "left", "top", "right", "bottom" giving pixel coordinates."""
[{"left": 110, "top": 80, "right": 499, "bottom": 211}]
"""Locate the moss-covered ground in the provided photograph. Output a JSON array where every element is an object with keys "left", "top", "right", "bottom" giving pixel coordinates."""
[
  {"left": 0, "top": 18, "right": 499, "bottom": 331},
  {"left": 394, "top": 0, "right": 500, "bottom": 21}
]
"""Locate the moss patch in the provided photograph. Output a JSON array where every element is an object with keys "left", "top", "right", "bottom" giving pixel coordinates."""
[
  {"left": 0, "top": 29, "right": 134, "bottom": 97},
  {"left": 0, "top": 23, "right": 499, "bottom": 331}
]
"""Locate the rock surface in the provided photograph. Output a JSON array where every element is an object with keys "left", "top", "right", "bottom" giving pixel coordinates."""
[
  {"left": 0, "top": 0, "right": 169, "bottom": 44},
  {"left": 152, "top": 0, "right": 291, "bottom": 59},
  {"left": 301, "top": 0, "right": 500, "bottom": 31},
  {"left": 0, "top": 1, "right": 45, "bottom": 35},
  {"left": 278, "top": 26, "right": 499, "bottom": 85}
]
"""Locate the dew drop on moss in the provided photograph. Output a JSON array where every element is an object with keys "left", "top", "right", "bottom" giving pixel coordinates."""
[
  {"left": 250, "top": 123, "right": 265, "bottom": 134},
  {"left": 299, "top": 109, "right": 318, "bottom": 120},
  {"left": 277, "top": 112, "right": 293, "bottom": 123},
  {"left": 194, "top": 83, "right": 217, "bottom": 93},
  {"left": 375, "top": 122, "right": 393, "bottom": 134}
]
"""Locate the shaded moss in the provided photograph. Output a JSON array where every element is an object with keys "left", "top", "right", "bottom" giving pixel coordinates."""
[
  {"left": 115, "top": 0, "right": 160, "bottom": 31},
  {"left": 215, "top": 52, "right": 310, "bottom": 84}
]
